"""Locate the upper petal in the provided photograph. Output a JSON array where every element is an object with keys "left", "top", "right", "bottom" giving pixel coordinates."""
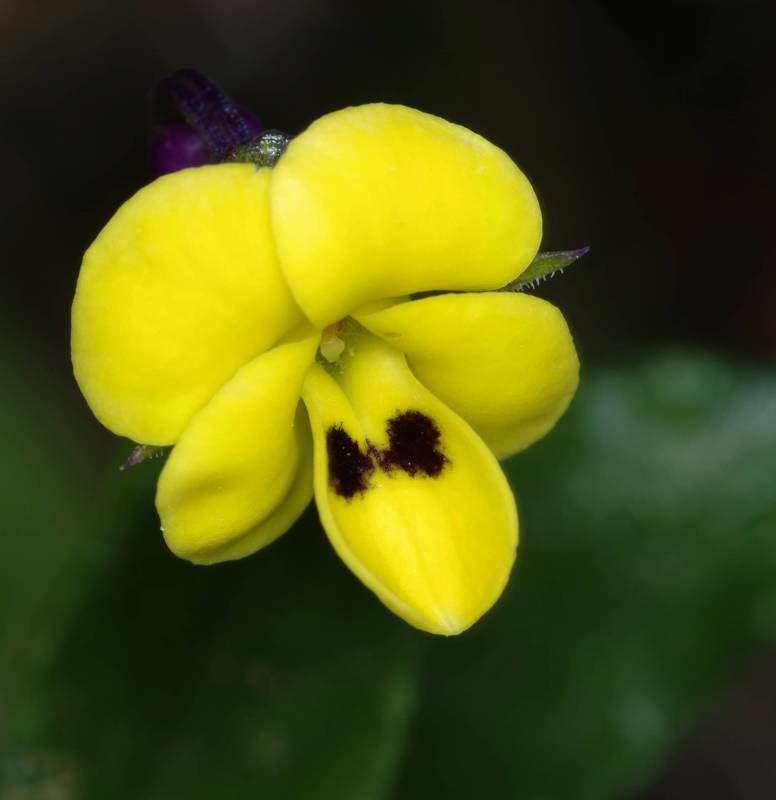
[
  {"left": 270, "top": 103, "right": 542, "bottom": 326},
  {"left": 156, "top": 327, "right": 317, "bottom": 564},
  {"left": 72, "top": 164, "right": 303, "bottom": 445},
  {"left": 355, "top": 292, "right": 579, "bottom": 459},
  {"left": 302, "top": 332, "right": 518, "bottom": 635}
]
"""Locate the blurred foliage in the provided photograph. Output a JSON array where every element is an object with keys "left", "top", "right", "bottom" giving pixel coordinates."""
[{"left": 1, "top": 349, "right": 775, "bottom": 799}]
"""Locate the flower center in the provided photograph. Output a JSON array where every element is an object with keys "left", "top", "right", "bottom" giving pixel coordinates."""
[{"left": 318, "top": 320, "right": 347, "bottom": 363}]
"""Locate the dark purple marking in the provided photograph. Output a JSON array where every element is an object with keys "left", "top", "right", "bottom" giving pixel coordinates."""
[
  {"left": 326, "top": 425, "right": 375, "bottom": 499},
  {"left": 375, "top": 411, "right": 448, "bottom": 477},
  {"left": 326, "top": 411, "right": 449, "bottom": 500}
]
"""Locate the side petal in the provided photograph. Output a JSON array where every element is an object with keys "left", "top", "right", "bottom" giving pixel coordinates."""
[
  {"left": 270, "top": 103, "right": 542, "bottom": 327},
  {"left": 72, "top": 164, "right": 303, "bottom": 445},
  {"left": 355, "top": 292, "right": 579, "bottom": 459},
  {"left": 302, "top": 334, "right": 518, "bottom": 635},
  {"left": 156, "top": 328, "right": 317, "bottom": 565}
]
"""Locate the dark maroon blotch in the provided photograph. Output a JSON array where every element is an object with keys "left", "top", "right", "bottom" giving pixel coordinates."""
[
  {"left": 375, "top": 410, "right": 448, "bottom": 477},
  {"left": 326, "top": 425, "right": 375, "bottom": 499}
]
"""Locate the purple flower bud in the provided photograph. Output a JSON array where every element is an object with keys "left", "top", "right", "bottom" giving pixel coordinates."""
[
  {"left": 150, "top": 122, "right": 211, "bottom": 177},
  {"left": 237, "top": 106, "right": 262, "bottom": 139},
  {"left": 150, "top": 70, "right": 264, "bottom": 176}
]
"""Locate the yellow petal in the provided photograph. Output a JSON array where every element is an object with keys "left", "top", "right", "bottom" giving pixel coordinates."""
[
  {"left": 72, "top": 164, "right": 303, "bottom": 445},
  {"left": 302, "top": 332, "right": 518, "bottom": 635},
  {"left": 156, "top": 328, "right": 317, "bottom": 565},
  {"left": 355, "top": 292, "right": 579, "bottom": 459},
  {"left": 270, "top": 103, "right": 542, "bottom": 327}
]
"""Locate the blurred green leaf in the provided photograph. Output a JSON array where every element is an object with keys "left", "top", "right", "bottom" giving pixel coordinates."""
[
  {"left": 43, "top": 508, "right": 424, "bottom": 800},
  {"left": 396, "top": 352, "right": 776, "bottom": 799},
  {"left": 0, "top": 342, "right": 425, "bottom": 799},
  {"left": 0, "top": 341, "right": 155, "bottom": 792},
  {"left": 2, "top": 351, "right": 775, "bottom": 799}
]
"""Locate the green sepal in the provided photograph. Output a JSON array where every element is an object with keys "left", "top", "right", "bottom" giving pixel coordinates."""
[
  {"left": 503, "top": 246, "right": 590, "bottom": 291},
  {"left": 120, "top": 444, "right": 167, "bottom": 471}
]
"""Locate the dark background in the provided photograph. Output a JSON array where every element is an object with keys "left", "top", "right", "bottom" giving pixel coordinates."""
[
  {"left": 3, "top": 0, "right": 776, "bottom": 370},
  {"left": 1, "top": 1, "right": 775, "bottom": 798}
]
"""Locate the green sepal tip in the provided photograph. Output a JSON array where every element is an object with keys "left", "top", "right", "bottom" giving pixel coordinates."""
[{"left": 503, "top": 247, "right": 590, "bottom": 292}]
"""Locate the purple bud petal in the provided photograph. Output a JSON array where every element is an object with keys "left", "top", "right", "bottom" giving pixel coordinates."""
[
  {"left": 154, "top": 69, "right": 262, "bottom": 161},
  {"left": 238, "top": 106, "right": 262, "bottom": 138},
  {"left": 149, "top": 121, "right": 211, "bottom": 177}
]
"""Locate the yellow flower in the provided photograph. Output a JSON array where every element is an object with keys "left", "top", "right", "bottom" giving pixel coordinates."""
[{"left": 71, "top": 103, "right": 579, "bottom": 634}]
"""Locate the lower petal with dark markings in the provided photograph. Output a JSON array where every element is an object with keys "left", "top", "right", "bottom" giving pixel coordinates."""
[{"left": 302, "top": 332, "right": 518, "bottom": 635}]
